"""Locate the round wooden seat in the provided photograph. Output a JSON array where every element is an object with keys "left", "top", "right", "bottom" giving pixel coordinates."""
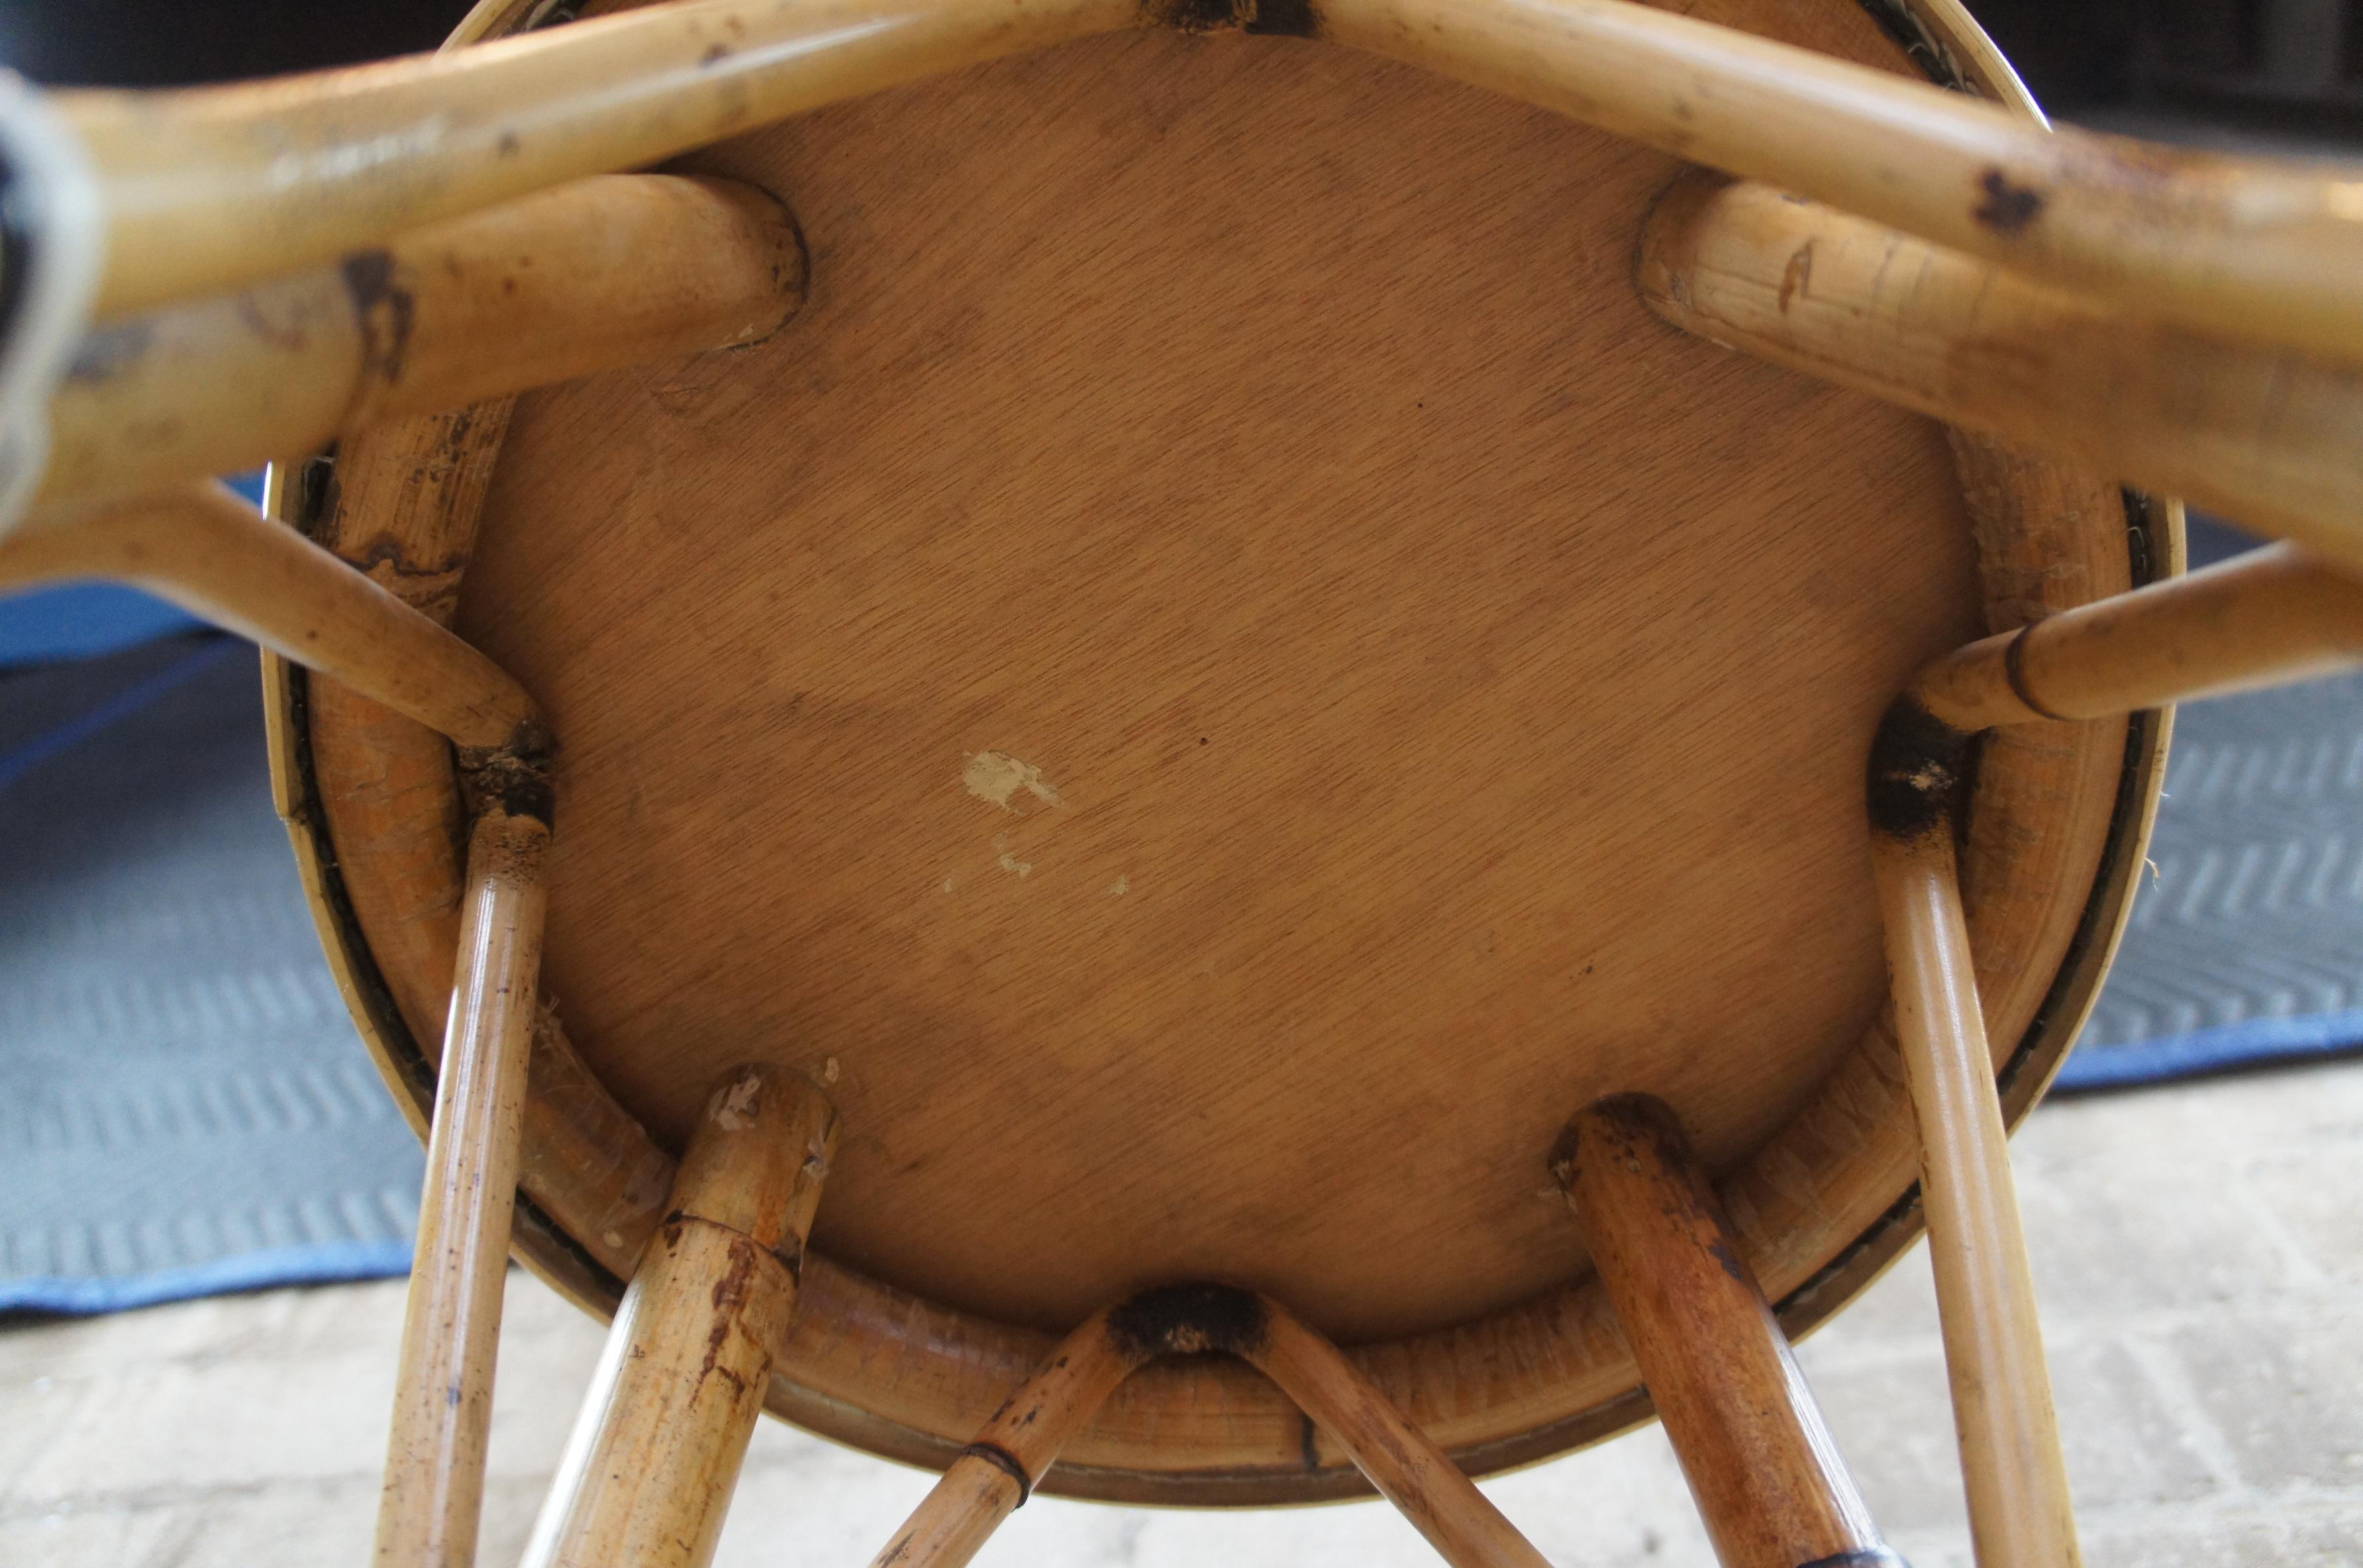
[{"left": 266, "top": 0, "right": 2169, "bottom": 1506}]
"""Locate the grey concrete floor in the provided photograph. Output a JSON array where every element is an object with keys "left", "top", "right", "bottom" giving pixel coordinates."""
[{"left": 4, "top": 1057, "right": 2361, "bottom": 1567}]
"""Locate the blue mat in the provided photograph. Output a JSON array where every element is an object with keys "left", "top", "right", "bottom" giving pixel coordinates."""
[
  {"left": 0, "top": 635, "right": 424, "bottom": 1316},
  {"left": 2051, "top": 517, "right": 2363, "bottom": 1091},
  {"left": 1, "top": 520, "right": 2357, "bottom": 1314},
  {"left": 0, "top": 473, "right": 259, "bottom": 671}
]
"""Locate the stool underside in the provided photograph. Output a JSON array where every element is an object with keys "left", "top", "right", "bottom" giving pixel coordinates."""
[{"left": 455, "top": 26, "right": 1987, "bottom": 1340}]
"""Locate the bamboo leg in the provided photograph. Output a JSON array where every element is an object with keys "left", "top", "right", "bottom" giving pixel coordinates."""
[
  {"left": 1636, "top": 175, "right": 2363, "bottom": 569},
  {"left": 866, "top": 1306, "right": 1146, "bottom": 1568},
  {"left": 376, "top": 806, "right": 550, "bottom": 1568},
  {"left": 38, "top": 173, "right": 804, "bottom": 506},
  {"left": 1550, "top": 1095, "right": 1896, "bottom": 1568},
  {"left": 1909, "top": 542, "right": 2363, "bottom": 728},
  {"left": 1860, "top": 518, "right": 2363, "bottom": 1564},
  {"left": 521, "top": 1065, "right": 838, "bottom": 1568},
  {"left": 1244, "top": 1299, "right": 1554, "bottom": 1568},
  {"left": 56, "top": 0, "right": 1137, "bottom": 317},
  {"left": 1867, "top": 708, "right": 2078, "bottom": 1568},
  {"left": 1315, "top": 0, "right": 2363, "bottom": 364},
  {"left": 0, "top": 482, "right": 536, "bottom": 749},
  {"left": 26, "top": 0, "right": 2363, "bottom": 357}
]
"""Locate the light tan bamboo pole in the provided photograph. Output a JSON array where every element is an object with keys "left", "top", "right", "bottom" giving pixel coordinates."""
[
  {"left": 377, "top": 805, "right": 550, "bottom": 1568},
  {"left": 0, "top": 481, "right": 536, "bottom": 750},
  {"left": 870, "top": 1282, "right": 1556, "bottom": 1565},
  {"left": 521, "top": 1066, "right": 838, "bottom": 1568},
  {"left": 1866, "top": 702, "right": 2078, "bottom": 1568},
  {"left": 1866, "top": 542, "right": 2363, "bottom": 1566},
  {"left": 866, "top": 1305, "right": 1148, "bottom": 1568},
  {"left": 40, "top": 173, "right": 804, "bottom": 505},
  {"left": 1244, "top": 1299, "right": 1556, "bottom": 1568},
  {"left": 1911, "top": 541, "right": 2363, "bottom": 729},
  {"left": 1317, "top": 0, "right": 2363, "bottom": 363},
  {"left": 58, "top": 0, "right": 1136, "bottom": 318},
  {"left": 1551, "top": 1096, "right": 1895, "bottom": 1568},
  {"left": 1637, "top": 176, "right": 2363, "bottom": 571}
]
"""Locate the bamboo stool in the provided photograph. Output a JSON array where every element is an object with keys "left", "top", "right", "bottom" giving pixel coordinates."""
[{"left": 3, "top": 0, "right": 2361, "bottom": 1563}]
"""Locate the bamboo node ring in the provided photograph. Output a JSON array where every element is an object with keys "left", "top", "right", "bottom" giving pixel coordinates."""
[{"left": 957, "top": 1441, "right": 1034, "bottom": 1505}]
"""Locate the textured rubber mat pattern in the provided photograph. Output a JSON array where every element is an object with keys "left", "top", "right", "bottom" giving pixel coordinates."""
[
  {"left": 0, "top": 638, "right": 422, "bottom": 1312},
  {"left": 2058, "top": 662, "right": 2363, "bottom": 1089}
]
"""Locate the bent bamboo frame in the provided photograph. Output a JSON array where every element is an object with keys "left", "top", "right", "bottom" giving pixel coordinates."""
[
  {"left": 376, "top": 808, "right": 551, "bottom": 1568},
  {"left": 1638, "top": 175, "right": 2363, "bottom": 573},
  {"left": 868, "top": 1287, "right": 1550, "bottom": 1568},
  {"left": 43, "top": 173, "right": 805, "bottom": 505},
  {"left": 46, "top": 0, "right": 2363, "bottom": 361}
]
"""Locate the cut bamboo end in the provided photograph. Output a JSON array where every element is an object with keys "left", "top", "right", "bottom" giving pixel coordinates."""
[
  {"left": 375, "top": 807, "right": 550, "bottom": 1568},
  {"left": 42, "top": 173, "right": 806, "bottom": 506},
  {"left": 521, "top": 1065, "right": 838, "bottom": 1568},
  {"left": 1552, "top": 1095, "right": 1889, "bottom": 1568},
  {"left": 1868, "top": 824, "right": 2081, "bottom": 1568},
  {"left": 1911, "top": 541, "right": 2363, "bottom": 730},
  {"left": 0, "top": 481, "right": 540, "bottom": 749},
  {"left": 1637, "top": 173, "right": 2363, "bottom": 572}
]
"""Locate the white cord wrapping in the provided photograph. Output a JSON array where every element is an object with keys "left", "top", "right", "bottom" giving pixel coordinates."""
[{"left": 0, "top": 72, "right": 105, "bottom": 536}]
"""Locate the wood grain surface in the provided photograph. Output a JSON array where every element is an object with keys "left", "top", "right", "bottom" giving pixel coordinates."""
[{"left": 457, "top": 24, "right": 1980, "bottom": 1341}]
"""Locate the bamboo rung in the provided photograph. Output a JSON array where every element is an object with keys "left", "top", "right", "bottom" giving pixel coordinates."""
[
  {"left": 1248, "top": 1299, "right": 1554, "bottom": 1568},
  {"left": 1911, "top": 541, "right": 2363, "bottom": 730},
  {"left": 864, "top": 1306, "right": 1142, "bottom": 1568}
]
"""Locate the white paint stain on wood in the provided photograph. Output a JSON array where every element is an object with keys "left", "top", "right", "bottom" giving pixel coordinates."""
[
  {"left": 1110, "top": 875, "right": 1129, "bottom": 897},
  {"left": 989, "top": 832, "right": 1033, "bottom": 877},
  {"left": 962, "top": 751, "right": 1062, "bottom": 812},
  {"left": 711, "top": 1073, "right": 762, "bottom": 1130}
]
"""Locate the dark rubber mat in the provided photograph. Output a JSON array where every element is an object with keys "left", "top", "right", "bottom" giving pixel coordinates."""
[{"left": 2054, "top": 520, "right": 2363, "bottom": 1091}]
